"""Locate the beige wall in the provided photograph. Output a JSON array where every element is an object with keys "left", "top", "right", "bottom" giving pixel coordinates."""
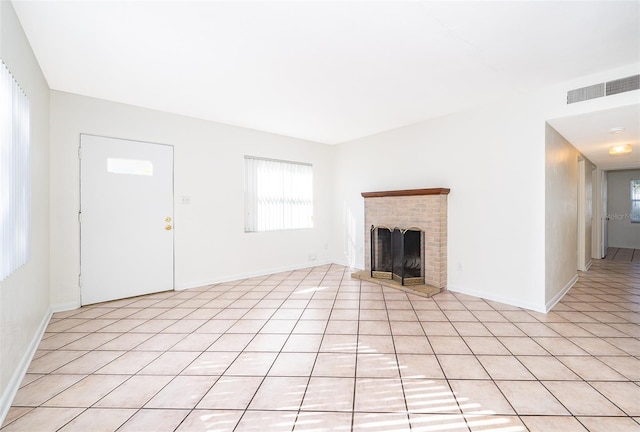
[
  {"left": 0, "top": 0, "right": 51, "bottom": 419},
  {"left": 545, "top": 124, "right": 579, "bottom": 308}
]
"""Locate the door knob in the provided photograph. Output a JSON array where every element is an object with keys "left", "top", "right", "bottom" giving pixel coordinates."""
[
  {"left": 165, "top": 217, "right": 172, "bottom": 222},
  {"left": 165, "top": 225, "right": 172, "bottom": 231}
]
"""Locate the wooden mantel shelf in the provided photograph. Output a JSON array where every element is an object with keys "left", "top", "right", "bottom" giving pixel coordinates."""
[{"left": 361, "top": 188, "right": 450, "bottom": 198}]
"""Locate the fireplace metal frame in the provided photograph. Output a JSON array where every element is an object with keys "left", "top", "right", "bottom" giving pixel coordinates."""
[
  {"left": 370, "top": 225, "right": 393, "bottom": 280},
  {"left": 371, "top": 225, "right": 425, "bottom": 286}
]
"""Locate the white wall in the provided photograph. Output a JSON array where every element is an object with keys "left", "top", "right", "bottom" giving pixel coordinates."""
[
  {"left": 49, "top": 63, "right": 640, "bottom": 314},
  {"left": 607, "top": 169, "right": 640, "bottom": 249},
  {"left": 332, "top": 62, "right": 639, "bottom": 313},
  {"left": 0, "top": 0, "right": 51, "bottom": 420},
  {"left": 333, "top": 95, "right": 547, "bottom": 311},
  {"left": 0, "top": 8, "right": 635, "bottom": 423},
  {"left": 545, "top": 124, "right": 579, "bottom": 307},
  {"left": 50, "top": 91, "right": 335, "bottom": 309}
]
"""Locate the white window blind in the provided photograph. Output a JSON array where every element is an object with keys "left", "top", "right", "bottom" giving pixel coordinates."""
[
  {"left": 0, "top": 61, "right": 30, "bottom": 281},
  {"left": 632, "top": 180, "right": 640, "bottom": 223},
  {"left": 245, "top": 156, "right": 313, "bottom": 232}
]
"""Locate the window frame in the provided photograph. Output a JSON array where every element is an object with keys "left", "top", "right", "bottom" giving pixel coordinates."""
[
  {"left": 244, "top": 156, "right": 313, "bottom": 233},
  {"left": 631, "top": 179, "right": 640, "bottom": 223},
  {"left": 0, "top": 60, "right": 31, "bottom": 281}
]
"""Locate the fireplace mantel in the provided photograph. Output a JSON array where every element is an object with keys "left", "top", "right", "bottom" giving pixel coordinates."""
[{"left": 361, "top": 188, "right": 450, "bottom": 198}]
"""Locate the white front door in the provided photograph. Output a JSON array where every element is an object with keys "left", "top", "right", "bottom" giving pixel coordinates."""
[{"left": 80, "top": 134, "right": 174, "bottom": 305}]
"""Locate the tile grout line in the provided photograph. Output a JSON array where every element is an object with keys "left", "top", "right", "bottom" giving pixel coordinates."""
[
  {"left": 232, "top": 266, "right": 316, "bottom": 431},
  {"left": 2, "top": 261, "right": 638, "bottom": 431},
  {"left": 446, "top": 293, "right": 518, "bottom": 428},
  {"left": 348, "top": 267, "right": 361, "bottom": 432}
]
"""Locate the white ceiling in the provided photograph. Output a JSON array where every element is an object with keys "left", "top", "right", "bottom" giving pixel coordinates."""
[
  {"left": 11, "top": 0, "right": 640, "bottom": 164},
  {"left": 549, "top": 104, "right": 640, "bottom": 171}
]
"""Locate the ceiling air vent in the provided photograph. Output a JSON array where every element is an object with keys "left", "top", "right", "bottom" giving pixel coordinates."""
[
  {"left": 567, "top": 74, "right": 640, "bottom": 104},
  {"left": 606, "top": 74, "right": 640, "bottom": 96},
  {"left": 567, "top": 83, "right": 604, "bottom": 104}
]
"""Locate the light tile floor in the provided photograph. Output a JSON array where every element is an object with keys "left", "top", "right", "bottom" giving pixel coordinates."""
[
  {"left": 2, "top": 259, "right": 639, "bottom": 431},
  {"left": 605, "top": 247, "right": 640, "bottom": 263}
]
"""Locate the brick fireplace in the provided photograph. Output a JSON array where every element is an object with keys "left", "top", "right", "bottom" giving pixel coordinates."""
[{"left": 362, "top": 188, "right": 449, "bottom": 289}]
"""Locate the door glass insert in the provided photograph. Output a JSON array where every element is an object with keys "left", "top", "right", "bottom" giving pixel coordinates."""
[{"left": 107, "top": 158, "right": 153, "bottom": 176}]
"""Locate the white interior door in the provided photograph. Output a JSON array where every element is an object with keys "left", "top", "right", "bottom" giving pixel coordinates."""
[{"left": 80, "top": 134, "right": 174, "bottom": 305}]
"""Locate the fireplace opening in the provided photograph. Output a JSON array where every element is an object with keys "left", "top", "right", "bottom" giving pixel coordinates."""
[{"left": 371, "top": 225, "right": 424, "bottom": 286}]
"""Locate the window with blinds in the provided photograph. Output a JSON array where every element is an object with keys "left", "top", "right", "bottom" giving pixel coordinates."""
[
  {"left": 245, "top": 156, "right": 313, "bottom": 232},
  {"left": 0, "top": 61, "right": 31, "bottom": 281},
  {"left": 632, "top": 179, "right": 640, "bottom": 223}
]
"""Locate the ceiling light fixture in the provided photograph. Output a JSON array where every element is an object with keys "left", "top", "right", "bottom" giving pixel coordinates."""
[
  {"left": 609, "top": 127, "right": 625, "bottom": 134},
  {"left": 609, "top": 144, "right": 632, "bottom": 155}
]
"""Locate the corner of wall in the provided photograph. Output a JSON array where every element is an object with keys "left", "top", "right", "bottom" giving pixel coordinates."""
[
  {"left": 51, "top": 300, "right": 81, "bottom": 313},
  {"left": 544, "top": 273, "right": 578, "bottom": 313}
]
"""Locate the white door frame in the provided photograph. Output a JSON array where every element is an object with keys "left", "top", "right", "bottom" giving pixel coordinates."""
[
  {"left": 592, "top": 169, "right": 609, "bottom": 259},
  {"left": 80, "top": 134, "right": 175, "bottom": 305},
  {"left": 577, "top": 158, "right": 586, "bottom": 271}
]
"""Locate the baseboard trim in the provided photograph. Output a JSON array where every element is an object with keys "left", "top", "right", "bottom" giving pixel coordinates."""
[
  {"left": 51, "top": 300, "right": 81, "bottom": 313},
  {"left": 545, "top": 273, "right": 579, "bottom": 313},
  {"left": 0, "top": 306, "right": 52, "bottom": 426},
  {"left": 333, "top": 258, "right": 360, "bottom": 270},
  {"left": 584, "top": 260, "right": 593, "bottom": 271},
  {"left": 175, "top": 260, "right": 335, "bottom": 291},
  {"left": 447, "top": 285, "right": 546, "bottom": 313}
]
